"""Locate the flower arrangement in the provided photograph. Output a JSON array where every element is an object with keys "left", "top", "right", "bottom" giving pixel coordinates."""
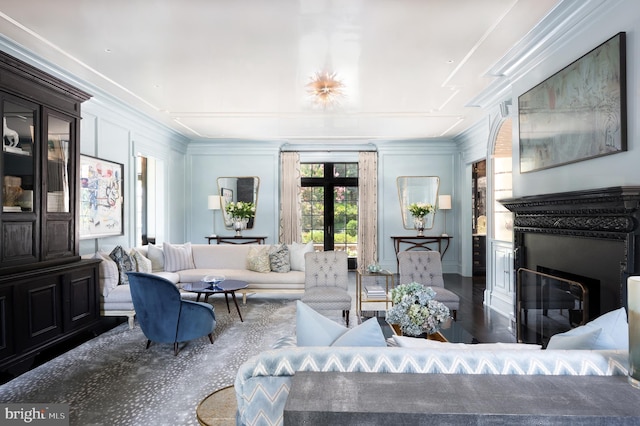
[
  {"left": 385, "top": 282, "right": 450, "bottom": 336},
  {"left": 408, "top": 202, "right": 434, "bottom": 218},
  {"left": 225, "top": 201, "right": 256, "bottom": 219}
]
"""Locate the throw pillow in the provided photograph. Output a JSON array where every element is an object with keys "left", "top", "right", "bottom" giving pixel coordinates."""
[
  {"left": 288, "top": 241, "right": 314, "bottom": 272},
  {"left": 163, "top": 242, "right": 195, "bottom": 272},
  {"left": 109, "top": 245, "right": 134, "bottom": 285},
  {"left": 296, "top": 300, "right": 348, "bottom": 346},
  {"left": 131, "top": 249, "right": 153, "bottom": 273},
  {"left": 295, "top": 301, "right": 387, "bottom": 347},
  {"left": 555, "top": 307, "right": 628, "bottom": 350},
  {"left": 269, "top": 244, "right": 291, "bottom": 273},
  {"left": 94, "top": 251, "right": 119, "bottom": 297},
  {"left": 546, "top": 328, "right": 603, "bottom": 350},
  {"left": 247, "top": 246, "right": 271, "bottom": 273},
  {"left": 146, "top": 243, "right": 164, "bottom": 272},
  {"left": 392, "top": 336, "right": 542, "bottom": 350},
  {"left": 331, "top": 318, "right": 386, "bottom": 347}
]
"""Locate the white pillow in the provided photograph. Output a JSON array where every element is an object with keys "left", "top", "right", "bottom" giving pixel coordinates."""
[
  {"left": 392, "top": 335, "right": 542, "bottom": 350},
  {"left": 550, "top": 307, "right": 628, "bottom": 350},
  {"left": 547, "top": 328, "right": 603, "bottom": 350},
  {"left": 162, "top": 242, "right": 195, "bottom": 272},
  {"left": 93, "top": 251, "right": 119, "bottom": 298},
  {"left": 288, "top": 241, "right": 314, "bottom": 271},
  {"left": 295, "top": 301, "right": 386, "bottom": 347},
  {"left": 146, "top": 243, "right": 164, "bottom": 272},
  {"left": 247, "top": 246, "right": 271, "bottom": 273},
  {"left": 296, "top": 300, "right": 347, "bottom": 346},
  {"left": 130, "top": 248, "right": 153, "bottom": 273}
]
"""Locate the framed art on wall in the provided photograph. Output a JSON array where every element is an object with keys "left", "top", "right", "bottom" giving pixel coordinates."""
[
  {"left": 79, "top": 154, "right": 124, "bottom": 239},
  {"left": 518, "top": 32, "right": 627, "bottom": 173}
]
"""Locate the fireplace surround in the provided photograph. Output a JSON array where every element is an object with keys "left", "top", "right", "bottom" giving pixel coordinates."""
[{"left": 501, "top": 186, "right": 640, "bottom": 322}]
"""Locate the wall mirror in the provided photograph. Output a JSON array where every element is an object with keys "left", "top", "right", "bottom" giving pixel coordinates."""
[
  {"left": 217, "top": 176, "right": 260, "bottom": 229},
  {"left": 397, "top": 176, "right": 440, "bottom": 230}
]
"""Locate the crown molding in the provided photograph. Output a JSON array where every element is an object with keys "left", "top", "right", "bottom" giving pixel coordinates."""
[{"left": 466, "top": 0, "right": 610, "bottom": 109}]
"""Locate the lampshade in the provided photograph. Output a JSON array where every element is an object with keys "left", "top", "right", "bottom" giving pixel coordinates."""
[
  {"left": 438, "top": 195, "right": 452, "bottom": 210},
  {"left": 208, "top": 195, "right": 221, "bottom": 210}
]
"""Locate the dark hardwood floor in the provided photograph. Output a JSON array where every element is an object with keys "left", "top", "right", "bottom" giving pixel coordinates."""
[
  {"left": 356, "top": 272, "right": 517, "bottom": 343},
  {"left": 442, "top": 273, "right": 516, "bottom": 343}
]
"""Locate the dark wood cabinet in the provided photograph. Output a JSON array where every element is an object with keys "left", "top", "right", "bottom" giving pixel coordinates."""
[
  {"left": 0, "top": 51, "right": 99, "bottom": 373},
  {"left": 473, "top": 235, "right": 486, "bottom": 275}
]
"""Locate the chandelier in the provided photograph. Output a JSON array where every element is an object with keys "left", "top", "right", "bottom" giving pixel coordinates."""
[{"left": 306, "top": 70, "right": 344, "bottom": 107}]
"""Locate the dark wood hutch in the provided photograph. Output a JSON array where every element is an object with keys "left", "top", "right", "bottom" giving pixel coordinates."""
[{"left": 0, "top": 51, "right": 100, "bottom": 375}]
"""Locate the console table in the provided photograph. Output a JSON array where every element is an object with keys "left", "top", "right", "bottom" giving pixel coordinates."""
[
  {"left": 206, "top": 235, "right": 267, "bottom": 245},
  {"left": 391, "top": 235, "right": 452, "bottom": 266},
  {"left": 284, "top": 372, "right": 640, "bottom": 425}
]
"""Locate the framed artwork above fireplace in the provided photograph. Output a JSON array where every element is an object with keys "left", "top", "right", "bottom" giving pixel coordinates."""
[{"left": 518, "top": 32, "right": 627, "bottom": 173}]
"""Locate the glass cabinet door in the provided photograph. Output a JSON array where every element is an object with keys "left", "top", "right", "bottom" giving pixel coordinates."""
[
  {"left": 46, "top": 115, "right": 72, "bottom": 213},
  {"left": 2, "top": 99, "right": 36, "bottom": 213}
]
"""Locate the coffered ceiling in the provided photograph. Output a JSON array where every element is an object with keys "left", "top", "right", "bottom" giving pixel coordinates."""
[{"left": 0, "top": 0, "right": 561, "bottom": 141}]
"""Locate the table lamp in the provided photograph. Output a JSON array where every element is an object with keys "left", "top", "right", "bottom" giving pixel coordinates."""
[
  {"left": 438, "top": 195, "right": 452, "bottom": 237},
  {"left": 208, "top": 195, "right": 221, "bottom": 237}
]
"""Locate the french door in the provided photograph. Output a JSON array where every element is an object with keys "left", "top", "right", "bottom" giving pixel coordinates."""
[{"left": 301, "top": 162, "right": 358, "bottom": 269}]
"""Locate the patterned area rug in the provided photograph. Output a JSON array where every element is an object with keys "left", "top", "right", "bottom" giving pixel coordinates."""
[{"left": 0, "top": 296, "right": 297, "bottom": 426}]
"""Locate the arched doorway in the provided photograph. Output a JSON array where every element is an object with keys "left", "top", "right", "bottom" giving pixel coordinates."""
[{"left": 484, "top": 116, "right": 515, "bottom": 320}]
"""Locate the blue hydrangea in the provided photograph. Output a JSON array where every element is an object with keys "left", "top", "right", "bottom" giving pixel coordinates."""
[{"left": 386, "top": 282, "right": 451, "bottom": 336}]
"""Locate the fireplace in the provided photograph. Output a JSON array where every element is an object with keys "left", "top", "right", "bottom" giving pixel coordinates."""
[{"left": 501, "top": 186, "right": 640, "bottom": 343}]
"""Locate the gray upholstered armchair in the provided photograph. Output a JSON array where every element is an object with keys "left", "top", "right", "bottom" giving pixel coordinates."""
[
  {"left": 302, "top": 251, "right": 352, "bottom": 326},
  {"left": 398, "top": 251, "right": 460, "bottom": 320},
  {"left": 127, "top": 272, "right": 217, "bottom": 355}
]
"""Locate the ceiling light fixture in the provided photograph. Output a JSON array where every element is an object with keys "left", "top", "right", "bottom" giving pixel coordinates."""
[{"left": 306, "top": 70, "right": 344, "bottom": 107}]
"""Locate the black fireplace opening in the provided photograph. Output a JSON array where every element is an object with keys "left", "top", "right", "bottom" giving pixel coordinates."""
[
  {"left": 516, "top": 266, "right": 601, "bottom": 346},
  {"left": 538, "top": 266, "right": 601, "bottom": 320}
]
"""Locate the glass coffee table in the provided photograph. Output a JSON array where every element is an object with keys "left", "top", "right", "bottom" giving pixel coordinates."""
[
  {"left": 380, "top": 317, "right": 478, "bottom": 343},
  {"left": 182, "top": 279, "right": 249, "bottom": 322}
]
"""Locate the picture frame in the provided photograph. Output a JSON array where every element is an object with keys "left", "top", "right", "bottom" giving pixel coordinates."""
[
  {"left": 518, "top": 32, "right": 626, "bottom": 173},
  {"left": 79, "top": 154, "right": 124, "bottom": 239}
]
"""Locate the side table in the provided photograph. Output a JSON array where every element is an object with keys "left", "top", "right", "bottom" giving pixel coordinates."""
[
  {"left": 356, "top": 269, "right": 394, "bottom": 318},
  {"left": 391, "top": 235, "right": 452, "bottom": 268},
  {"left": 206, "top": 235, "right": 266, "bottom": 245}
]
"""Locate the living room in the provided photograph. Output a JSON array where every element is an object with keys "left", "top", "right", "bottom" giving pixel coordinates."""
[{"left": 1, "top": 0, "right": 640, "bottom": 424}]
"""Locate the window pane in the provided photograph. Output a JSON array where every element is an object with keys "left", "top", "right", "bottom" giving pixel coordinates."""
[
  {"left": 3, "top": 100, "right": 35, "bottom": 213},
  {"left": 493, "top": 119, "right": 513, "bottom": 242},
  {"left": 301, "top": 163, "right": 325, "bottom": 178},
  {"left": 47, "top": 115, "right": 71, "bottom": 213}
]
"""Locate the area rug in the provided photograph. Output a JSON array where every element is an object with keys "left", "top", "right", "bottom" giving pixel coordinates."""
[{"left": 0, "top": 296, "right": 297, "bottom": 426}]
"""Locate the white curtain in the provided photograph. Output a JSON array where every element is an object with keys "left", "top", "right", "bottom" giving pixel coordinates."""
[
  {"left": 358, "top": 151, "right": 378, "bottom": 270},
  {"left": 279, "top": 152, "right": 301, "bottom": 244}
]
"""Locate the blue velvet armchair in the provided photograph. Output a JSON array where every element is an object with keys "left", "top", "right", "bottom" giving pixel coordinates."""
[{"left": 127, "top": 272, "right": 216, "bottom": 355}]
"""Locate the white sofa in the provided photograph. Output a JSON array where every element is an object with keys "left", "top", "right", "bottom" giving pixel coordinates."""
[
  {"left": 234, "top": 304, "right": 631, "bottom": 426},
  {"left": 85, "top": 243, "right": 310, "bottom": 328}
]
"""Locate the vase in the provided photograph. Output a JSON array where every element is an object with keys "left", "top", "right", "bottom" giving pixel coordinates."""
[
  {"left": 628, "top": 276, "right": 640, "bottom": 388},
  {"left": 232, "top": 217, "right": 248, "bottom": 236},
  {"left": 413, "top": 216, "right": 425, "bottom": 236}
]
